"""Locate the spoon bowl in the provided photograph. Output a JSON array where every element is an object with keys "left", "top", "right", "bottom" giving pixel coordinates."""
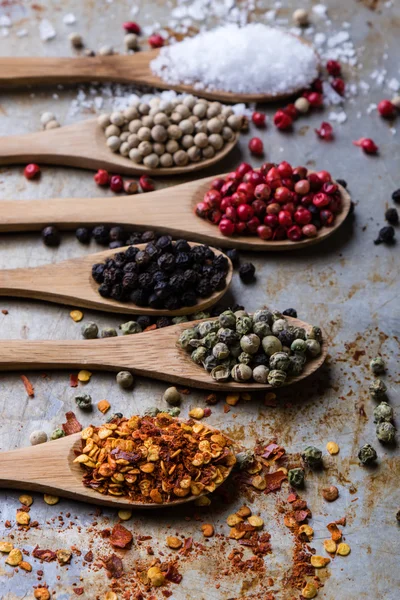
[
  {"left": 0, "top": 426, "right": 236, "bottom": 508},
  {"left": 0, "top": 118, "right": 238, "bottom": 176},
  {"left": 0, "top": 174, "right": 352, "bottom": 251},
  {"left": 0, "top": 243, "right": 233, "bottom": 316},
  {"left": 0, "top": 316, "right": 327, "bottom": 391}
]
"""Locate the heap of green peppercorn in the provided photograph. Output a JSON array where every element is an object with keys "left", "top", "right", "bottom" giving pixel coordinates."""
[
  {"left": 178, "top": 308, "right": 322, "bottom": 385},
  {"left": 92, "top": 237, "right": 230, "bottom": 309}
]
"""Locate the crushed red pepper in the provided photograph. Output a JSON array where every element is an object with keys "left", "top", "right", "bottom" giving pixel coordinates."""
[
  {"left": 62, "top": 411, "right": 82, "bottom": 435},
  {"left": 110, "top": 524, "right": 133, "bottom": 549},
  {"left": 21, "top": 375, "right": 34, "bottom": 397}
]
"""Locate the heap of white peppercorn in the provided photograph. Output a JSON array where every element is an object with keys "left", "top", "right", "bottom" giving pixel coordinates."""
[
  {"left": 178, "top": 309, "right": 322, "bottom": 386},
  {"left": 98, "top": 94, "right": 243, "bottom": 169}
]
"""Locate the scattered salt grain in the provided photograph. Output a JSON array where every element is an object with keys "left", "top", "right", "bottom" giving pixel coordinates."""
[
  {"left": 39, "top": 19, "right": 56, "bottom": 41},
  {"left": 1, "top": 28, "right": 9, "bottom": 37},
  {"left": 312, "top": 4, "right": 328, "bottom": 17},
  {"left": 151, "top": 24, "right": 319, "bottom": 95},
  {"left": 16, "top": 29, "right": 28, "bottom": 38},
  {"left": 314, "top": 32, "right": 326, "bottom": 46},
  {"left": 63, "top": 13, "right": 76, "bottom": 25},
  {"left": 388, "top": 78, "right": 400, "bottom": 92},
  {"left": 323, "top": 81, "right": 344, "bottom": 106},
  {"left": 328, "top": 110, "right": 347, "bottom": 124},
  {"left": 0, "top": 15, "right": 11, "bottom": 27},
  {"left": 367, "top": 103, "right": 377, "bottom": 114},
  {"left": 327, "top": 31, "right": 350, "bottom": 48}
]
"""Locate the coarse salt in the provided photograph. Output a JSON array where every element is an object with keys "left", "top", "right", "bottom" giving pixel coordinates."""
[
  {"left": 0, "top": 15, "right": 11, "bottom": 27},
  {"left": 39, "top": 19, "right": 56, "bottom": 41},
  {"left": 63, "top": 13, "right": 76, "bottom": 25},
  {"left": 151, "top": 24, "right": 319, "bottom": 95}
]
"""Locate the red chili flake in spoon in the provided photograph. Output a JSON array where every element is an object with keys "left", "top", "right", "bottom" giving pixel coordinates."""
[{"left": 315, "top": 121, "right": 334, "bottom": 140}]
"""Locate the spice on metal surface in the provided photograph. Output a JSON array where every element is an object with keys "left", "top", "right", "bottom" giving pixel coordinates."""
[
  {"left": 70, "top": 310, "right": 84, "bottom": 322},
  {"left": 322, "top": 485, "right": 339, "bottom": 502},
  {"left": 21, "top": 374, "right": 35, "bottom": 397},
  {"left": 326, "top": 441, "right": 340, "bottom": 455},
  {"left": 77, "top": 370, "right": 93, "bottom": 383},
  {"left": 98, "top": 399, "right": 111, "bottom": 414},
  {"left": 336, "top": 542, "right": 351, "bottom": 556},
  {"left": 76, "top": 413, "right": 235, "bottom": 503},
  {"left": 62, "top": 411, "right": 82, "bottom": 435}
]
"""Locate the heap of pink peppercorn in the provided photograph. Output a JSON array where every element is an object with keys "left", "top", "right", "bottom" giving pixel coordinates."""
[{"left": 195, "top": 161, "right": 343, "bottom": 242}]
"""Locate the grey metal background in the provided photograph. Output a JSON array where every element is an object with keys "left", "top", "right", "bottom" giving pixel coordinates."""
[{"left": 0, "top": 1, "right": 399, "bottom": 599}]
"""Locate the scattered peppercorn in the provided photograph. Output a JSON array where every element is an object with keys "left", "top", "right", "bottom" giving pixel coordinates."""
[
  {"left": 163, "top": 386, "right": 182, "bottom": 406},
  {"left": 42, "top": 225, "right": 60, "bottom": 247},
  {"left": 376, "top": 421, "right": 396, "bottom": 444},
  {"left": 75, "top": 393, "right": 93, "bottom": 410},
  {"left": 225, "top": 248, "right": 240, "bottom": 267},
  {"left": 239, "top": 262, "right": 256, "bottom": 283},
  {"left": 358, "top": 443, "right": 377, "bottom": 465},
  {"left": 30, "top": 430, "right": 48, "bottom": 445},
  {"left": 116, "top": 371, "right": 134, "bottom": 389},
  {"left": 374, "top": 226, "right": 395, "bottom": 245},
  {"left": 282, "top": 308, "right": 297, "bottom": 318},
  {"left": 336, "top": 178, "right": 347, "bottom": 188},
  {"left": 369, "top": 356, "right": 385, "bottom": 374},
  {"left": 392, "top": 189, "right": 400, "bottom": 204},
  {"left": 75, "top": 227, "right": 92, "bottom": 244},
  {"left": 24, "top": 163, "right": 41, "bottom": 180},
  {"left": 81, "top": 322, "right": 99, "bottom": 339},
  {"left": 385, "top": 207, "right": 399, "bottom": 225},
  {"left": 288, "top": 467, "right": 305, "bottom": 488},
  {"left": 373, "top": 401, "right": 393, "bottom": 423},
  {"left": 369, "top": 378, "right": 387, "bottom": 400},
  {"left": 51, "top": 428, "right": 65, "bottom": 440},
  {"left": 302, "top": 445, "right": 322, "bottom": 469},
  {"left": 322, "top": 485, "right": 339, "bottom": 502},
  {"left": 101, "top": 327, "right": 118, "bottom": 338}
]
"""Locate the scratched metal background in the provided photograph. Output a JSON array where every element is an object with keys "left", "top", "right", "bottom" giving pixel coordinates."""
[{"left": 0, "top": 1, "right": 399, "bottom": 599}]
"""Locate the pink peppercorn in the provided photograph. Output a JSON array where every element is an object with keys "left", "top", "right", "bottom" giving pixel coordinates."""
[
  {"left": 315, "top": 121, "right": 334, "bottom": 141},
  {"left": 331, "top": 78, "right": 345, "bottom": 96},
  {"left": 266, "top": 203, "right": 280, "bottom": 215},
  {"left": 377, "top": 99, "right": 396, "bottom": 118},
  {"left": 204, "top": 189, "right": 221, "bottom": 208},
  {"left": 211, "top": 177, "right": 225, "bottom": 191},
  {"left": 313, "top": 193, "right": 330, "bottom": 208},
  {"left": 307, "top": 92, "right": 323, "bottom": 107},
  {"left": 257, "top": 224, "right": 273, "bottom": 240},
  {"left": 230, "top": 192, "right": 247, "bottom": 207},
  {"left": 294, "top": 179, "right": 310, "bottom": 195},
  {"left": 283, "top": 104, "right": 298, "bottom": 120},
  {"left": 308, "top": 173, "right": 322, "bottom": 191},
  {"left": 260, "top": 162, "right": 275, "bottom": 175},
  {"left": 320, "top": 209, "right": 334, "bottom": 226},
  {"left": 277, "top": 161, "right": 293, "bottom": 178},
  {"left": 252, "top": 112, "right": 266, "bottom": 127},
  {"left": 287, "top": 225, "right": 303, "bottom": 241},
  {"left": 195, "top": 202, "right": 209, "bottom": 218},
  {"left": 274, "top": 187, "right": 292, "bottom": 204},
  {"left": 302, "top": 224, "right": 317, "bottom": 238},
  {"left": 326, "top": 60, "right": 341, "bottom": 76},
  {"left": 312, "top": 78, "right": 323, "bottom": 93},
  {"left": 264, "top": 214, "right": 279, "bottom": 228},
  {"left": 94, "top": 168, "right": 109, "bottom": 186},
  {"left": 294, "top": 208, "right": 312, "bottom": 225},
  {"left": 237, "top": 182, "right": 255, "bottom": 198},
  {"left": 224, "top": 206, "right": 237, "bottom": 221},
  {"left": 237, "top": 204, "right": 254, "bottom": 222},
  {"left": 248, "top": 137, "right": 264, "bottom": 156},
  {"left": 278, "top": 210, "right": 292, "bottom": 227},
  {"left": 235, "top": 221, "right": 247, "bottom": 234},
  {"left": 220, "top": 197, "right": 232, "bottom": 212},
  {"left": 123, "top": 21, "right": 141, "bottom": 34},
  {"left": 293, "top": 166, "right": 308, "bottom": 180},
  {"left": 219, "top": 218, "right": 235, "bottom": 236},
  {"left": 24, "top": 163, "right": 41, "bottom": 180},
  {"left": 354, "top": 137, "right": 379, "bottom": 154},
  {"left": 246, "top": 171, "right": 264, "bottom": 186},
  {"left": 273, "top": 226, "right": 287, "bottom": 240},
  {"left": 236, "top": 162, "right": 252, "bottom": 178},
  {"left": 322, "top": 182, "right": 338, "bottom": 195},
  {"left": 148, "top": 34, "right": 164, "bottom": 48},
  {"left": 246, "top": 216, "right": 260, "bottom": 233},
  {"left": 209, "top": 209, "right": 222, "bottom": 224},
  {"left": 252, "top": 199, "right": 267, "bottom": 217},
  {"left": 139, "top": 174, "right": 155, "bottom": 192},
  {"left": 221, "top": 180, "right": 237, "bottom": 196},
  {"left": 254, "top": 183, "right": 271, "bottom": 200},
  {"left": 316, "top": 170, "right": 332, "bottom": 183},
  {"left": 274, "top": 110, "right": 292, "bottom": 130},
  {"left": 110, "top": 175, "right": 123, "bottom": 192}
]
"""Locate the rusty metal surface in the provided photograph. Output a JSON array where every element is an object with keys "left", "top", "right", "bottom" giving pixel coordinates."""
[{"left": 0, "top": 1, "right": 399, "bottom": 599}]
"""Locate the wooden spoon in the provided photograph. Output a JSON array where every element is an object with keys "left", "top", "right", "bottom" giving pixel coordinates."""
[
  {"left": 0, "top": 429, "right": 235, "bottom": 508},
  {"left": 0, "top": 119, "right": 238, "bottom": 176},
  {"left": 0, "top": 243, "right": 233, "bottom": 316},
  {"left": 0, "top": 175, "right": 351, "bottom": 252},
  {"left": 0, "top": 316, "right": 327, "bottom": 391},
  {"left": 0, "top": 43, "right": 317, "bottom": 102}
]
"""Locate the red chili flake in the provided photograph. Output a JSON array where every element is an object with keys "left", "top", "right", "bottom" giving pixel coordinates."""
[
  {"left": 294, "top": 510, "right": 310, "bottom": 523},
  {"left": 110, "top": 524, "right": 133, "bottom": 549},
  {"left": 73, "top": 588, "right": 84, "bottom": 596},
  {"left": 164, "top": 563, "right": 183, "bottom": 584},
  {"left": 84, "top": 551, "right": 93, "bottom": 562},
  {"left": 264, "top": 470, "right": 287, "bottom": 493},
  {"left": 144, "top": 324, "right": 157, "bottom": 332},
  {"left": 261, "top": 443, "right": 280, "bottom": 459},
  {"left": 137, "top": 535, "right": 152, "bottom": 541},
  {"left": 223, "top": 405, "right": 231, "bottom": 413},
  {"left": 287, "top": 493, "right": 298, "bottom": 503},
  {"left": 103, "top": 554, "right": 123, "bottom": 579},
  {"left": 203, "top": 407, "right": 212, "bottom": 417},
  {"left": 62, "top": 411, "right": 82, "bottom": 435},
  {"left": 180, "top": 537, "right": 193, "bottom": 556},
  {"left": 21, "top": 375, "right": 34, "bottom": 397},
  {"left": 5, "top": 520, "right": 11, "bottom": 528},
  {"left": 33, "top": 547, "right": 57, "bottom": 562},
  {"left": 69, "top": 373, "right": 79, "bottom": 387},
  {"left": 315, "top": 121, "right": 334, "bottom": 141},
  {"left": 335, "top": 516, "right": 347, "bottom": 526}
]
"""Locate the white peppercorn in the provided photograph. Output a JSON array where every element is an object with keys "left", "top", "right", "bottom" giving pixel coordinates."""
[
  {"left": 227, "top": 114, "right": 243, "bottom": 130},
  {"left": 137, "top": 126, "right": 151, "bottom": 141},
  {"left": 110, "top": 111, "right": 125, "bottom": 127},
  {"left": 138, "top": 141, "right": 152, "bottom": 156},
  {"left": 167, "top": 124, "right": 182, "bottom": 140},
  {"left": 124, "top": 106, "right": 139, "bottom": 120},
  {"left": 105, "top": 124, "right": 120, "bottom": 138},
  {"left": 98, "top": 45, "right": 114, "bottom": 55},
  {"left": 159, "top": 100, "right": 173, "bottom": 113},
  {"left": 124, "top": 33, "right": 138, "bottom": 50},
  {"left": 116, "top": 370, "right": 134, "bottom": 389},
  {"left": 391, "top": 95, "right": 400, "bottom": 109},
  {"left": 30, "top": 430, "right": 48, "bottom": 445},
  {"left": 163, "top": 386, "right": 182, "bottom": 406},
  {"left": 221, "top": 107, "right": 234, "bottom": 117},
  {"left": 166, "top": 139, "right": 179, "bottom": 153},
  {"left": 107, "top": 135, "right": 121, "bottom": 152},
  {"left": 187, "top": 146, "right": 201, "bottom": 162},
  {"left": 194, "top": 132, "right": 208, "bottom": 148},
  {"left": 129, "top": 148, "right": 142, "bottom": 162},
  {"left": 98, "top": 114, "right": 111, "bottom": 129},
  {"left": 141, "top": 115, "right": 154, "bottom": 128},
  {"left": 193, "top": 103, "right": 207, "bottom": 118},
  {"left": 181, "top": 134, "right": 194, "bottom": 149},
  {"left": 127, "top": 133, "right": 140, "bottom": 148},
  {"left": 202, "top": 146, "right": 215, "bottom": 159},
  {"left": 41, "top": 111, "right": 55, "bottom": 126},
  {"left": 195, "top": 120, "right": 208, "bottom": 134},
  {"left": 173, "top": 150, "right": 189, "bottom": 166},
  {"left": 207, "top": 117, "right": 223, "bottom": 133},
  {"left": 129, "top": 119, "right": 142, "bottom": 133},
  {"left": 151, "top": 124, "right": 168, "bottom": 142},
  {"left": 160, "top": 153, "right": 173, "bottom": 167},
  {"left": 69, "top": 32, "right": 83, "bottom": 48},
  {"left": 153, "top": 142, "right": 165, "bottom": 156},
  {"left": 208, "top": 133, "right": 224, "bottom": 150},
  {"left": 175, "top": 103, "right": 191, "bottom": 118},
  {"left": 138, "top": 103, "right": 150, "bottom": 115},
  {"left": 149, "top": 97, "right": 161, "bottom": 108},
  {"left": 143, "top": 153, "right": 160, "bottom": 169},
  {"left": 154, "top": 112, "right": 170, "bottom": 127},
  {"left": 189, "top": 115, "right": 199, "bottom": 124},
  {"left": 183, "top": 94, "right": 197, "bottom": 109},
  {"left": 45, "top": 119, "right": 60, "bottom": 130},
  {"left": 119, "top": 141, "right": 130, "bottom": 156},
  {"left": 207, "top": 102, "right": 222, "bottom": 118},
  {"left": 179, "top": 119, "right": 194, "bottom": 135},
  {"left": 253, "top": 365, "right": 270, "bottom": 383},
  {"left": 294, "top": 97, "right": 310, "bottom": 114},
  {"left": 120, "top": 131, "right": 130, "bottom": 142},
  {"left": 171, "top": 111, "right": 182, "bottom": 123}
]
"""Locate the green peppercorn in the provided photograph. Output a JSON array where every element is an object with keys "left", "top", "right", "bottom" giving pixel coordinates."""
[
  {"left": 305, "top": 339, "right": 321, "bottom": 357},
  {"left": 235, "top": 449, "right": 255, "bottom": 470},
  {"left": 75, "top": 393, "right": 92, "bottom": 410},
  {"left": 172, "top": 316, "right": 189, "bottom": 324},
  {"left": 291, "top": 339, "right": 307, "bottom": 353},
  {"left": 262, "top": 336, "right": 282, "bottom": 356},
  {"left": 50, "top": 428, "right": 65, "bottom": 440},
  {"left": 271, "top": 318, "right": 288, "bottom": 335},
  {"left": 292, "top": 326, "right": 306, "bottom": 340},
  {"left": 234, "top": 310, "right": 249, "bottom": 318},
  {"left": 240, "top": 333, "right": 260, "bottom": 354},
  {"left": 218, "top": 310, "right": 236, "bottom": 329},
  {"left": 253, "top": 309, "right": 273, "bottom": 325},
  {"left": 163, "top": 386, "right": 182, "bottom": 406},
  {"left": 217, "top": 328, "right": 239, "bottom": 345},
  {"left": 272, "top": 310, "right": 284, "bottom": 321},
  {"left": 191, "top": 346, "right": 208, "bottom": 365},
  {"left": 376, "top": 421, "right": 396, "bottom": 444},
  {"left": 165, "top": 406, "right": 181, "bottom": 417},
  {"left": 238, "top": 352, "right": 252, "bottom": 365},
  {"left": 252, "top": 321, "right": 271, "bottom": 338},
  {"left": 269, "top": 351, "right": 290, "bottom": 371},
  {"left": 307, "top": 326, "right": 322, "bottom": 341},
  {"left": 144, "top": 406, "right": 161, "bottom": 417},
  {"left": 116, "top": 371, "right": 134, "bottom": 389},
  {"left": 204, "top": 355, "right": 219, "bottom": 371},
  {"left": 252, "top": 365, "right": 269, "bottom": 383},
  {"left": 179, "top": 328, "right": 198, "bottom": 349},
  {"left": 120, "top": 321, "right": 142, "bottom": 335},
  {"left": 369, "top": 379, "right": 387, "bottom": 400},
  {"left": 211, "top": 365, "right": 230, "bottom": 382},
  {"left": 236, "top": 315, "right": 253, "bottom": 335},
  {"left": 81, "top": 321, "right": 98, "bottom": 339},
  {"left": 231, "top": 363, "right": 253, "bottom": 382},
  {"left": 101, "top": 327, "right": 118, "bottom": 338},
  {"left": 302, "top": 446, "right": 323, "bottom": 468},
  {"left": 267, "top": 369, "right": 287, "bottom": 387},
  {"left": 358, "top": 443, "right": 377, "bottom": 465},
  {"left": 288, "top": 467, "right": 305, "bottom": 488},
  {"left": 369, "top": 357, "right": 386, "bottom": 375},
  {"left": 197, "top": 320, "right": 219, "bottom": 338},
  {"left": 230, "top": 342, "right": 242, "bottom": 358},
  {"left": 212, "top": 342, "right": 230, "bottom": 360},
  {"left": 191, "top": 311, "right": 211, "bottom": 320},
  {"left": 202, "top": 332, "right": 218, "bottom": 349},
  {"left": 288, "top": 353, "right": 306, "bottom": 375},
  {"left": 373, "top": 401, "right": 393, "bottom": 423}
]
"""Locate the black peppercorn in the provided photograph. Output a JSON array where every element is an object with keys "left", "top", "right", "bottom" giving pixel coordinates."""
[
  {"left": 98, "top": 283, "right": 111, "bottom": 297},
  {"left": 141, "top": 230, "right": 156, "bottom": 242},
  {"left": 163, "top": 295, "right": 181, "bottom": 310},
  {"left": 135, "top": 250, "right": 151, "bottom": 268},
  {"left": 123, "top": 262, "right": 138, "bottom": 274},
  {"left": 374, "top": 226, "right": 396, "bottom": 245},
  {"left": 136, "top": 315, "right": 152, "bottom": 329},
  {"left": 175, "top": 252, "right": 191, "bottom": 269},
  {"left": 391, "top": 189, "right": 400, "bottom": 204},
  {"left": 181, "top": 291, "right": 197, "bottom": 306},
  {"left": 252, "top": 353, "right": 270, "bottom": 367},
  {"left": 156, "top": 235, "right": 173, "bottom": 252},
  {"left": 175, "top": 239, "right": 191, "bottom": 253},
  {"left": 111, "top": 284, "right": 125, "bottom": 301},
  {"left": 213, "top": 254, "right": 229, "bottom": 271},
  {"left": 144, "top": 242, "right": 159, "bottom": 260},
  {"left": 122, "top": 272, "right": 139, "bottom": 289},
  {"left": 124, "top": 246, "right": 140, "bottom": 261},
  {"left": 156, "top": 316, "right": 172, "bottom": 328},
  {"left": 225, "top": 248, "right": 240, "bottom": 267},
  {"left": 92, "top": 225, "right": 110, "bottom": 245},
  {"left": 75, "top": 227, "right": 91, "bottom": 244},
  {"left": 196, "top": 279, "right": 212, "bottom": 297},
  {"left": 283, "top": 308, "right": 298, "bottom": 318},
  {"left": 239, "top": 262, "right": 256, "bottom": 283},
  {"left": 109, "top": 226, "right": 126, "bottom": 242},
  {"left": 113, "top": 252, "right": 127, "bottom": 267},
  {"left": 169, "top": 273, "right": 185, "bottom": 292},
  {"left": 158, "top": 253, "right": 176, "bottom": 272},
  {"left": 126, "top": 233, "right": 143, "bottom": 245},
  {"left": 336, "top": 178, "right": 347, "bottom": 189},
  {"left": 148, "top": 293, "right": 163, "bottom": 309},
  {"left": 42, "top": 225, "right": 60, "bottom": 247},
  {"left": 183, "top": 269, "right": 198, "bottom": 286},
  {"left": 109, "top": 241, "right": 125, "bottom": 249},
  {"left": 385, "top": 207, "right": 399, "bottom": 225},
  {"left": 130, "top": 289, "right": 149, "bottom": 306},
  {"left": 210, "top": 272, "right": 226, "bottom": 290},
  {"left": 138, "top": 272, "right": 153, "bottom": 290},
  {"left": 92, "top": 263, "right": 105, "bottom": 283},
  {"left": 191, "top": 245, "right": 207, "bottom": 262},
  {"left": 154, "top": 280, "right": 172, "bottom": 299}
]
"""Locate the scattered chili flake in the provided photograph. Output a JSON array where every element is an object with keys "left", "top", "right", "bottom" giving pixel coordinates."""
[
  {"left": 32, "top": 547, "right": 57, "bottom": 562},
  {"left": 62, "top": 411, "right": 82, "bottom": 435},
  {"left": 287, "top": 493, "right": 297, "bottom": 503},
  {"left": 2, "top": 309, "right": 8, "bottom": 315},
  {"left": 43, "top": 494, "right": 59, "bottom": 505},
  {"left": 180, "top": 537, "right": 193, "bottom": 555},
  {"left": 223, "top": 405, "right": 231, "bottom": 413},
  {"left": 70, "top": 310, "right": 84, "bottom": 322},
  {"left": 83, "top": 550, "right": 93, "bottom": 562},
  {"left": 164, "top": 563, "right": 183, "bottom": 584},
  {"left": 144, "top": 324, "right": 157, "bottom": 332},
  {"left": 77, "top": 370, "right": 92, "bottom": 383},
  {"left": 323, "top": 539, "right": 337, "bottom": 554},
  {"left": 335, "top": 516, "right": 347, "bottom": 526},
  {"left": 103, "top": 554, "right": 123, "bottom": 579},
  {"left": 110, "top": 524, "right": 133, "bottom": 549},
  {"left": 327, "top": 522, "right": 342, "bottom": 541},
  {"left": 97, "top": 399, "right": 111, "bottom": 414},
  {"left": 326, "top": 441, "right": 339, "bottom": 455},
  {"left": 70, "top": 373, "right": 79, "bottom": 387},
  {"left": 264, "top": 470, "right": 287, "bottom": 493},
  {"left": 336, "top": 542, "right": 351, "bottom": 556},
  {"left": 21, "top": 375, "right": 34, "bottom": 397},
  {"left": 72, "top": 588, "right": 84, "bottom": 596},
  {"left": 315, "top": 121, "right": 334, "bottom": 140}
]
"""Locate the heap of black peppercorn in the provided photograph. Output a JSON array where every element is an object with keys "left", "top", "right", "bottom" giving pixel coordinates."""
[{"left": 92, "top": 237, "right": 230, "bottom": 309}]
